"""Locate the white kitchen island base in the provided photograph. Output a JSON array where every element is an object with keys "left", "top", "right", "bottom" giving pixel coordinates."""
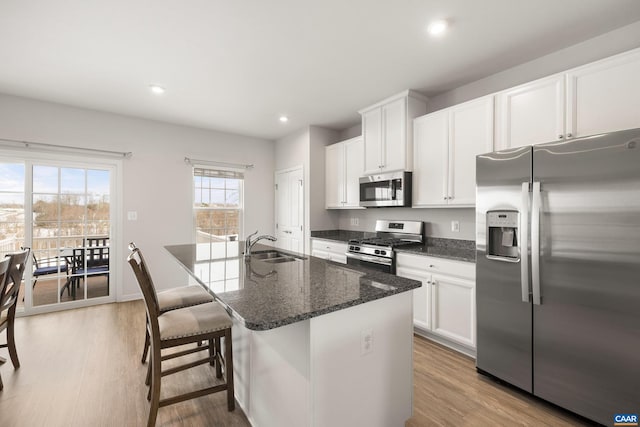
[{"left": 232, "top": 291, "right": 414, "bottom": 427}]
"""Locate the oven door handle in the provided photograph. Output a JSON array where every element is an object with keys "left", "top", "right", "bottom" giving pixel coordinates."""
[{"left": 345, "top": 252, "right": 393, "bottom": 266}]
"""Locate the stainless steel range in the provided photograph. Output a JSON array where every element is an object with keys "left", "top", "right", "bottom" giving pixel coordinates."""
[{"left": 346, "top": 220, "right": 424, "bottom": 274}]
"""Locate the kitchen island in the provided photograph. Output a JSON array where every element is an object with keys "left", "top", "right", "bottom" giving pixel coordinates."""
[{"left": 165, "top": 241, "right": 421, "bottom": 427}]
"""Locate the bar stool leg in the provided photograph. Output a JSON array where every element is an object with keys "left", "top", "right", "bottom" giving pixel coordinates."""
[{"left": 225, "top": 328, "right": 235, "bottom": 411}]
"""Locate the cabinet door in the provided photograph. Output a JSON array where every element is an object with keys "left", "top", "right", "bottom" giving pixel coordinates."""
[
  {"left": 396, "top": 267, "right": 431, "bottom": 330},
  {"left": 325, "top": 143, "right": 344, "bottom": 208},
  {"left": 495, "top": 74, "right": 565, "bottom": 150},
  {"left": 362, "top": 108, "right": 383, "bottom": 174},
  {"left": 431, "top": 274, "right": 475, "bottom": 348},
  {"left": 448, "top": 96, "right": 494, "bottom": 205},
  {"left": 567, "top": 49, "right": 640, "bottom": 139},
  {"left": 344, "top": 137, "right": 364, "bottom": 207},
  {"left": 413, "top": 111, "right": 448, "bottom": 206},
  {"left": 382, "top": 97, "right": 407, "bottom": 172}
]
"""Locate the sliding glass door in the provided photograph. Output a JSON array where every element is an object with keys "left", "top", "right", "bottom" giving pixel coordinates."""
[{"left": 0, "top": 157, "right": 115, "bottom": 313}]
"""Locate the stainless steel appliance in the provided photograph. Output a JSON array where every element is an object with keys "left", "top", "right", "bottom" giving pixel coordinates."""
[
  {"left": 476, "top": 128, "right": 640, "bottom": 425},
  {"left": 359, "top": 171, "right": 412, "bottom": 207},
  {"left": 346, "top": 220, "right": 423, "bottom": 273}
]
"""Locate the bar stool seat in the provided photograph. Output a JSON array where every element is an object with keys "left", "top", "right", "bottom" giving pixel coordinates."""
[
  {"left": 158, "top": 286, "right": 214, "bottom": 313},
  {"left": 159, "top": 302, "right": 231, "bottom": 340}
]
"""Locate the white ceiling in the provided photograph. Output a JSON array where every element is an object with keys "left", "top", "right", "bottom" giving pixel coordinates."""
[{"left": 1, "top": 1, "right": 640, "bottom": 140}]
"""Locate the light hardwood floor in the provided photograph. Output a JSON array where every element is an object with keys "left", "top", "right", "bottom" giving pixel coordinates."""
[{"left": 0, "top": 301, "right": 594, "bottom": 426}]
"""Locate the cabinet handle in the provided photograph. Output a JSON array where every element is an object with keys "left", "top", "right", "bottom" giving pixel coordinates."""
[
  {"left": 558, "top": 135, "right": 564, "bottom": 139},
  {"left": 566, "top": 133, "right": 572, "bottom": 138},
  {"left": 429, "top": 264, "right": 435, "bottom": 268},
  {"left": 443, "top": 196, "right": 447, "bottom": 201}
]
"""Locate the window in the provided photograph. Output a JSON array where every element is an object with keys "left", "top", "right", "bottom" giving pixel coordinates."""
[
  {"left": 193, "top": 168, "right": 242, "bottom": 293},
  {"left": 193, "top": 168, "right": 243, "bottom": 243}
]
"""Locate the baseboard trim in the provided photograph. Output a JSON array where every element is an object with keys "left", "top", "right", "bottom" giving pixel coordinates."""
[{"left": 413, "top": 327, "right": 476, "bottom": 359}]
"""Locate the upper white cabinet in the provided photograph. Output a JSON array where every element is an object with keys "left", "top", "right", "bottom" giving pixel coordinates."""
[
  {"left": 495, "top": 74, "right": 565, "bottom": 149},
  {"left": 413, "top": 96, "right": 494, "bottom": 207},
  {"left": 360, "top": 90, "right": 427, "bottom": 175},
  {"left": 325, "top": 136, "right": 364, "bottom": 209},
  {"left": 496, "top": 48, "right": 640, "bottom": 150},
  {"left": 567, "top": 48, "right": 640, "bottom": 139}
]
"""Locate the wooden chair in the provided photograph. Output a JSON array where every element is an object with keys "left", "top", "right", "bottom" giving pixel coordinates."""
[
  {"left": 0, "top": 248, "right": 30, "bottom": 391},
  {"left": 127, "top": 243, "right": 234, "bottom": 427}
]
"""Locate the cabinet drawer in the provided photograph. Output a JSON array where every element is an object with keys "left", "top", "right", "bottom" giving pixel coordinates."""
[
  {"left": 396, "top": 253, "right": 475, "bottom": 280},
  {"left": 311, "top": 239, "right": 348, "bottom": 256}
]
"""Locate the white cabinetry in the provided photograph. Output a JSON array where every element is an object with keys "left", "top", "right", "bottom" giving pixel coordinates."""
[
  {"left": 360, "top": 90, "right": 427, "bottom": 175},
  {"left": 413, "top": 96, "right": 494, "bottom": 207},
  {"left": 396, "top": 253, "right": 476, "bottom": 351},
  {"left": 325, "top": 136, "right": 364, "bottom": 209},
  {"left": 495, "top": 74, "right": 565, "bottom": 149},
  {"left": 496, "top": 48, "right": 640, "bottom": 150},
  {"left": 567, "top": 48, "right": 640, "bottom": 139},
  {"left": 311, "top": 239, "right": 347, "bottom": 264}
]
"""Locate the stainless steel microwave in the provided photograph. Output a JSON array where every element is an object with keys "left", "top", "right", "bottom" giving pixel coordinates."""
[{"left": 359, "top": 171, "right": 412, "bottom": 207}]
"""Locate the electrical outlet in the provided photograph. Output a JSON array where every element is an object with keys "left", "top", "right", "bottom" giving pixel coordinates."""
[
  {"left": 350, "top": 217, "right": 360, "bottom": 226},
  {"left": 361, "top": 328, "right": 373, "bottom": 355},
  {"left": 451, "top": 220, "right": 460, "bottom": 232}
]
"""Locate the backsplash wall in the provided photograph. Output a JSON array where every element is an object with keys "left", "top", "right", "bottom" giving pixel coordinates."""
[{"left": 335, "top": 208, "right": 475, "bottom": 241}]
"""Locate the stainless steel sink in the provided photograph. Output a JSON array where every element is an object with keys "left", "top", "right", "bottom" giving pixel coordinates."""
[
  {"left": 251, "top": 250, "right": 306, "bottom": 263},
  {"left": 263, "top": 257, "right": 297, "bottom": 263}
]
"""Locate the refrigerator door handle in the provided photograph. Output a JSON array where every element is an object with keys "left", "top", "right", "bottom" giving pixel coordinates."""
[
  {"left": 521, "top": 182, "right": 530, "bottom": 303},
  {"left": 531, "top": 181, "right": 542, "bottom": 305}
]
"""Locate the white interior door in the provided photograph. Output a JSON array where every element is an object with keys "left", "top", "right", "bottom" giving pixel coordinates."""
[{"left": 275, "top": 167, "right": 304, "bottom": 253}]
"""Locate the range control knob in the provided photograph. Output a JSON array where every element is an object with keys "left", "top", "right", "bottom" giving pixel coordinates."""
[
  {"left": 354, "top": 246, "right": 360, "bottom": 251},
  {"left": 374, "top": 249, "right": 380, "bottom": 255},
  {"left": 380, "top": 250, "right": 386, "bottom": 256}
]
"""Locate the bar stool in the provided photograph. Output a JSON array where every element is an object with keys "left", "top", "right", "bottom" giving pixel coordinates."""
[{"left": 127, "top": 243, "right": 234, "bottom": 427}]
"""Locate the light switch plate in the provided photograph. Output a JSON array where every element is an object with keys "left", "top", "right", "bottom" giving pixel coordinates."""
[
  {"left": 361, "top": 328, "right": 373, "bottom": 355},
  {"left": 127, "top": 211, "right": 138, "bottom": 221},
  {"left": 451, "top": 220, "right": 460, "bottom": 232}
]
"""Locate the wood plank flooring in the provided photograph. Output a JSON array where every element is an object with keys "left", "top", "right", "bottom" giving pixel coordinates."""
[{"left": 0, "top": 301, "right": 595, "bottom": 426}]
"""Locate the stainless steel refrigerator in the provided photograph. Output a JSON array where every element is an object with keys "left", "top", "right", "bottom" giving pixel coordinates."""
[{"left": 476, "top": 128, "right": 640, "bottom": 425}]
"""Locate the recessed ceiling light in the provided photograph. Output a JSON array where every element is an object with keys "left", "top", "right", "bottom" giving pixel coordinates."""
[
  {"left": 279, "top": 115, "right": 289, "bottom": 123},
  {"left": 149, "top": 84, "right": 165, "bottom": 95},
  {"left": 427, "top": 19, "right": 448, "bottom": 37}
]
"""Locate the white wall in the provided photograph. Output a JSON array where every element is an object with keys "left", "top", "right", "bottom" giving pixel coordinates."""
[
  {"left": 275, "top": 125, "right": 339, "bottom": 253},
  {"left": 0, "top": 93, "right": 275, "bottom": 299},
  {"left": 336, "top": 208, "right": 475, "bottom": 241}
]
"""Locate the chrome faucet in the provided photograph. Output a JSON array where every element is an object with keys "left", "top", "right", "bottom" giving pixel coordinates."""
[{"left": 244, "top": 230, "right": 277, "bottom": 258}]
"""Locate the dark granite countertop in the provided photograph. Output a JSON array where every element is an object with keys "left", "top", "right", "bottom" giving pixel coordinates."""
[
  {"left": 310, "top": 230, "right": 476, "bottom": 263},
  {"left": 395, "top": 237, "right": 476, "bottom": 263},
  {"left": 165, "top": 242, "right": 421, "bottom": 331}
]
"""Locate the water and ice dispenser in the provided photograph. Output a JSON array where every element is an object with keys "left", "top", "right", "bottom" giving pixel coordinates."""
[{"left": 486, "top": 210, "right": 520, "bottom": 261}]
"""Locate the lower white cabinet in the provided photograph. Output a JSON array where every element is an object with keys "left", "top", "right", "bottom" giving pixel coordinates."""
[
  {"left": 311, "top": 239, "right": 347, "bottom": 264},
  {"left": 396, "top": 253, "right": 476, "bottom": 349}
]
